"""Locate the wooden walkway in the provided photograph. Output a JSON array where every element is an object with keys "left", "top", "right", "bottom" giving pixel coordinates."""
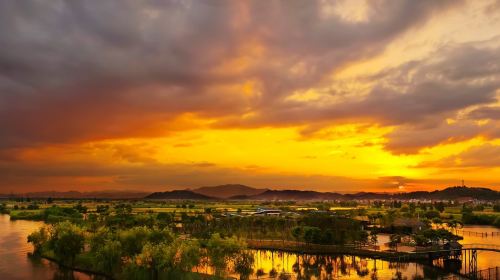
[
  {"left": 413, "top": 244, "right": 500, "bottom": 254},
  {"left": 456, "top": 230, "right": 500, "bottom": 238}
]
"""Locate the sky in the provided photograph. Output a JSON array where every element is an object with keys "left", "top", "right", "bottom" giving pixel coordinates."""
[{"left": 1, "top": 0, "right": 500, "bottom": 193}]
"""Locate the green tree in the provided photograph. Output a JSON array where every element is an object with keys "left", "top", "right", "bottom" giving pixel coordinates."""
[
  {"left": 49, "top": 221, "right": 84, "bottom": 265},
  {"left": 234, "top": 251, "right": 255, "bottom": 280},
  {"left": 115, "top": 203, "right": 132, "bottom": 216},
  {"left": 0, "top": 203, "right": 8, "bottom": 214},
  {"left": 303, "top": 227, "right": 322, "bottom": 244},
  {"left": 147, "top": 227, "right": 174, "bottom": 244},
  {"left": 434, "top": 202, "right": 445, "bottom": 213},
  {"left": 96, "top": 205, "right": 109, "bottom": 214},
  {"left": 446, "top": 220, "right": 463, "bottom": 235},
  {"left": 93, "top": 240, "right": 123, "bottom": 274},
  {"left": 389, "top": 234, "right": 401, "bottom": 250},
  {"left": 494, "top": 204, "right": 500, "bottom": 212},
  {"left": 90, "top": 227, "right": 112, "bottom": 252},
  {"left": 119, "top": 226, "right": 150, "bottom": 257},
  {"left": 291, "top": 226, "right": 302, "bottom": 242},
  {"left": 27, "top": 227, "right": 48, "bottom": 254},
  {"left": 177, "top": 240, "right": 201, "bottom": 272},
  {"left": 134, "top": 242, "right": 176, "bottom": 279},
  {"left": 369, "top": 231, "right": 378, "bottom": 245},
  {"left": 74, "top": 202, "right": 87, "bottom": 213},
  {"left": 206, "top": 233, "right": 245, "bottom": 277},
  {"left": 156, "top": 212, "right": 173, "bottom": 227},
  {"left": 424, "top": 210, "right": 440, "bottom": 219}
]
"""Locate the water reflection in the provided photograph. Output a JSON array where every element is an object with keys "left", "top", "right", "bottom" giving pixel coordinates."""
[
  {"left": 0, "top": 215, "right": 94, "bottom": 280},
  {"left": 244, "top": 225, "right": 500, "bottom": 280},
  {"left": 249, "top": 250, "right": 451, "bottom": 280},
  {"left": 1, "top": 214, "right": 498, "bottom": 280},
  {"left": 459, "top": 225, "right": 500, "bottom": 272}
]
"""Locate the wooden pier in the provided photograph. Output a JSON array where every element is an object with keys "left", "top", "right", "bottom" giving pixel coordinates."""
[{"left": 456, "top": 230, "right": 500, "bottom": 238}]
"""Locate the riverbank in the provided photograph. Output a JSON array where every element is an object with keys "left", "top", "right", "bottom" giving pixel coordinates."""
[{"left": 35, "top": 251, "right": 221, "bottom": 280}]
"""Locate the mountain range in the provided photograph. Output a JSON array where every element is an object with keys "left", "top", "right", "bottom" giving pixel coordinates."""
[
  {"left": 189, "top": 184, "right": 267, "bottom": 199},
  {"left": 146, "top": 185, "right": 499, "bottom": 201},
  {"left": 2, "top": 185, "right": 499, "bottom": 201}
]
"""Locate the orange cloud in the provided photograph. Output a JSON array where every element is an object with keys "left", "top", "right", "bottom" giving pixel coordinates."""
[{"left": 1, "top": 0, "right": 499, "bottom": 192}]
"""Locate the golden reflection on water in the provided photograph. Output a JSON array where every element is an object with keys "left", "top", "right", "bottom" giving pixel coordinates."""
[
  {"left": 2, "top": 214, "right": 499, "bottom": 280},
  {"left": 247, "top": 250, "right": 446, "bottom": 280},
  {"left": 458, "top": 225, "right": 500, "bottom": 272},
  {"left": 0, "top": 214, "right": 93, "bottom": 280},
  {"left": 242, "top": 226, "right": 500, "bottom": 279}
]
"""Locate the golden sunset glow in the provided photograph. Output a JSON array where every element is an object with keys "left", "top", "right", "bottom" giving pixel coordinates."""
[{"left": 1, "top": 0, "right": 500, "bottom": 193}]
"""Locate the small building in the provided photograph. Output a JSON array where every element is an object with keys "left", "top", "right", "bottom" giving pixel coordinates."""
[
  {"left": 253, "top": 208, "right": 282, "bottom": 216},
  {"left": 393, "top": 217, "right": 428, "bottom": 233},
  {"left": 443, "top": 240, "right": 462, "bottom": 259},
  {"left": 354, "top": 215, "right": 370, "bottom": 229}
]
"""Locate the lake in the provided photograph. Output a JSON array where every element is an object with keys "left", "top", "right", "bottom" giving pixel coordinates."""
[
  {"left": 1, "top": 214, "right": 499, "bottom": 279},
  {"left": 0, "top": 215, "right": 94, "bottom": 280}
]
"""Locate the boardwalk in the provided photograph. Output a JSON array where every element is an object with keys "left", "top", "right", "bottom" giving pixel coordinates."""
[
  {"left": 247, "top": 240, "right": 500, "bottom": 279},
  {"left": 456, "top": 230, "right": 500, "bottom": 238},
  {"left": 414, "top": 244, "right": 500, "bottom": 254},
  {"left": 444, "top": 266, "right": 499, "bottom": 280}
]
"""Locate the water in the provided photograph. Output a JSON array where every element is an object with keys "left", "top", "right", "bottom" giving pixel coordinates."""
[
  {"left": 458, "top": 225, "right": 500, "bottom": 272},
  {"left": 0, "top": 215, "right": 94, "bottom": 280},
  {"left": 246, "top": 250, "right": 450, "bottom": 280},
  {"left": 1, "top": 214, "right": 498, "bottom": 280},
  {"left": 242, "top": 225, "right": 500, "bottom": 279}
]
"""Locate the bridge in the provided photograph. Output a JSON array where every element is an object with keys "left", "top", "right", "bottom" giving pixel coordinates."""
[
  {"left": 412, "top": 244, "right": 500, "bottom": 279},
  {"left": 414, "top": 244, "right": 500, "bottom": 254},
  {"left": 456, "top": 230, "right": 500, "bottom": 238},
  {"left": 443, "top": 267, "right": 499, "bottom": 280},
  {"left": 246, "top": 240, "right": 500, "bottom": 279}
]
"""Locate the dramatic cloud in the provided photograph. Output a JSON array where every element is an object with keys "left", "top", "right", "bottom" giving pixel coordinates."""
[
  {"left": 469, "top": 106, "right": 500, "bottom": 120},
  {"left": 1, "top": 0, "right": 499, "bottom": 192},
  {"left": 0, "top": 0, "right": 461, "bottom": 149},
  {"left": 0, "top": 158, "right": 459, "bottom": 193},
  {"left": 419, "top": 144, "right": 500, "bottom": 169}
]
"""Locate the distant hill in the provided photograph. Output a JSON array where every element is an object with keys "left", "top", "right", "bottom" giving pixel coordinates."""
[
  {"left": 397, "top": 186, "right": 500, "bottom": 200},
  {"left": 2, "top": 190, "right": 149, "bottom": 199},
  {"left": 342, "top": 192, "right": 390, "bottom": 200},
  {"left": 192, "top": 184, "right": 266, "bottom": 199},
  {"left": 238, "top": 186, "right": 499, "bottom": 201},
  {"left": 3, "top": 186, "right": 498, "bottom": 201},
  {"left": 145, "top": 190, "right": 214, "bottom": 200},
  {"left": 243, "top": 189, "right": 344, "bottom": 200}
]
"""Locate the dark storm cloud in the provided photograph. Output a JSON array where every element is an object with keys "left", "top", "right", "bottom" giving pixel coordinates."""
[{"left": 0, "top": 0, "right": 463, "bottom": 150}]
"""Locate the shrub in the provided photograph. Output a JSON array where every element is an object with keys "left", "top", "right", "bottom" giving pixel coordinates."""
[
  {"left": 49, "top": 221, "right": 85, "bottom": 265},
  {"left": 27, "top": 227, "right": 48, "bottom": 254}
]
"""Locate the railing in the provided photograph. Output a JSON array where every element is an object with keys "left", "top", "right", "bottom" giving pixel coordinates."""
[
  {"left": 476, "top": 266, "right": 500, "bottom": 280},
  {"left": 456, "top": 230, "right": 500, "bottom": 238},
  {"left": 444, "top": 266, "right": 499, "bottom": 280},
  {"left": 247, "top": 240, "right": 500, "bottom": 254},
  {"left": 246, "top": 239, "right": 361, "bottom": 252},
  {"left": 461, "top": 244, "right": 500, "bottom": 251},
  {"left": 413, "top": 244, "right": 500, "bottom": 254}
]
